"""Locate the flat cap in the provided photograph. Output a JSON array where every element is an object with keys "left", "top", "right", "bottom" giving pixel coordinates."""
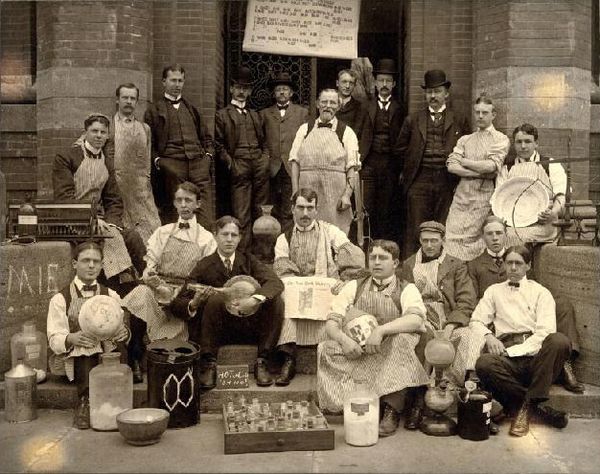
[{"left": 419, "top": 221, "right": 446, "bottom": 236}]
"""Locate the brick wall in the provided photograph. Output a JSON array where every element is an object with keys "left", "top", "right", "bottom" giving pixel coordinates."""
[
  {"left": 402, "top": 0, "right": 474, "bottom": 122},
  {"left": 0, "top": 2, "right": 36, "bottom": 103}
]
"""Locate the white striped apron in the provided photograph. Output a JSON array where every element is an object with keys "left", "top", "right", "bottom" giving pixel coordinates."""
[
  {"left": 74, "top": 145, "right": 133, "bottom": 278},
  {"left": 48, "top": 283, "right": 115, "bottom": 381},
  {"left": 412, "top": 252, "right": 485, "bottom": 386},
  {"left": 123, "top": 226, "right": 204, "bottom": 342},
  {"left": 317, "top": 278, "right": 429, "bottom": 412},
  {"left": 445, "top": 132, "right": 504, "bottom": 261},
  {"left": 500, "top": 162, "right": 558, "bottom": 246},
  {"left": 297, "top": 128, "right": 353, "bottom": 234},
  {"left": 113, "top": 115, "right": 161, "bottom": 244}
]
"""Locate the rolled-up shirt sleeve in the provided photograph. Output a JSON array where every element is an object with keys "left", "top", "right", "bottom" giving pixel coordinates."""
[
  {"left": 47, "top": 293, "right": 70, "bottom": 355},
  {"left": 400, "top": 283, "right": 427, "bottom": 319}
]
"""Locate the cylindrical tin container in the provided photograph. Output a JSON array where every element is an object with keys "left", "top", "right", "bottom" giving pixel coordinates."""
[
  {"left": 147, "top": 339, "right": 200, "bottom": 429},
  {"left": 5, "top": 361, "right": 37, "bottom": 423}
]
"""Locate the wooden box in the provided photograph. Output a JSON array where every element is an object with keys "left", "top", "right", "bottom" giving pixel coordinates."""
[{"left": 222, "top": 401, "right": 335, "bottom": 454}]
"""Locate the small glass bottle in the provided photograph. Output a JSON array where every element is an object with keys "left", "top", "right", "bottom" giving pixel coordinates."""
[
  {"left": 89, "top": 353, "right": 133, "bottom": 431},
  {"left": 10, "top": 321, "right": 47, "bottom": 383},
  {"left": 343, "top": 378, "right": 379, "bottom": 446}
]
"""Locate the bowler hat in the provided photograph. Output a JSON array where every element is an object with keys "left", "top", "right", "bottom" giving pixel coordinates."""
[
  {"left": 421, "top": 69, "right": 451, "bottom": 89},
  {"left": 419, "top": 220, "right": 446, "bottom": 236},
  {"left": 270, "top": 71, "right": 295, "bottom": 89},
  {"left": 231, "top": 66, "right": 253, "bottom": 86},
  {"left": 373, "top": 58, "right": 397, "bottom": 75}
]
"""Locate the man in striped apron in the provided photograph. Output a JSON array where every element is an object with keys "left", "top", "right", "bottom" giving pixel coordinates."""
[
  {"left": 400, "top": 221, "right": 485, "bottom": 430},
  {"left": 445, "top": 96, "right": 510, "bottom": 261},
  {"left": 273, "top": 187, "right": 366, "bottom": 386},
  {"left": 47, "top": 241, "right": 130, "bottom": 429},
  {"left": 317, "top": 240, "right": 429, "bottom": 437}
]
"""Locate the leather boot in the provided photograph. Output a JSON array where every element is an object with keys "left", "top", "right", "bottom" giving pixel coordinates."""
[
  {"left": 275, "top": 356, "right": 296, "bottom": 386},
  {"left": 509, "top": 401, "right": 530, "bottom": 437},
  {"left": 198, "top": 359, "right": 217, "bottom": 389},
  {"left": 74, "top": 395, "right": 91, "bottom": 430},
  {"left": 254, "top": 358, "right": 273, "bottom": 387},
  {"left": 379, "top": 403, "right": 400, "bottom": 437},
  {"left": 533, "top": 404, "right": 569, "bottom": 429},
  {"left": 562, "top": 360, "right": 585, "bottom": 394}
]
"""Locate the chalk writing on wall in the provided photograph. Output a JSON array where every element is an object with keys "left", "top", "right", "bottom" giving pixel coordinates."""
[{"left": 243, "top": 0, "right": 360, "bottom": 59}]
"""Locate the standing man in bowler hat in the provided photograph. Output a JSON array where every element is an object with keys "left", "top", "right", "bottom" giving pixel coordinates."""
[
  {"left": 396, "top": 70, "right": 470, "bottom": 257},
  {"left": 260, "top": 72, "right": 309, "bottom": 231},
  {"left": 363, "top": 59, "right": 404, "bottom": 241},
  {"left": 215, "top": 66, "right": 270, "bottom": 251}
]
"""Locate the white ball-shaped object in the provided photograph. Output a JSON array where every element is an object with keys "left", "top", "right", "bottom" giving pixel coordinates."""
[{"left": 78, "top": 295, "right": 123, "bottom": 340}]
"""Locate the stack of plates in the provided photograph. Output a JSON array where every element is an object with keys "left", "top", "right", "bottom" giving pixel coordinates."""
[{"left": 491, "top": 176, "right": 551, "bottom": 227}]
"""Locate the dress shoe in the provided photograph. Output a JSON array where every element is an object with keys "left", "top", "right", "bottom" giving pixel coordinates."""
[
  {"left": 489, "top": 420, "right": 500, "bottom": 435},
  {"left": 198, "top": 360, "right": 217, "bottom": 389},
  {"left": 533, "top": 404, "right": 569, "bottom": 429},
  {"left": 562, "top": 361, "right": 585, "bottom": 394},
  {"left": 275, "top": 356, "right": 296, "bottom": 386},
  {"left": 404, "top": 406, "right": 423, "bottom": 430},
  {"left": 379, "top": 404, "right": 400, "bottom": 437},
  {"left": 131, "top": 360, "right": 143, "bottom": 384},
  {"left": 254, "top": 358, "right": 273, "bottom": 387},
  {"left": 509, "top": 401, "right": 530, "bottom": 437},
  {"left": 74, "top": 395, "right": 91, "bottom": 430}
]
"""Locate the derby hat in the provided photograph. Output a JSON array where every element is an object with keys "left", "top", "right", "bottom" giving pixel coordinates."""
[
  {"left": 421, "top": 69, "right": 451, "bottom": 89},
  {"left": 270, "top": 71, "right": 295, "bottom": 89},
  {"left": 231, "top": 66, "right": 253, "bottom": 86},
  {"left": 373, "top": 58, "right": 397, "bottom": 75}
]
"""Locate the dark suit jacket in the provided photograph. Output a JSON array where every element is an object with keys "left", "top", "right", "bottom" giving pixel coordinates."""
[
  {"left": 144, "top": 97, "right": 215, "bottom": 160},
  {"left": 400, "top": 252, "right": 477, "bottom": 328},
  {"left": 395, "top": 108, "right": 470, "bottom": 193},
  {"left": 171, "top": 251, "right": 284, "bottom": 317},
  {"left": 259, "top": 103, "right": 308, "bottom": 177},
  {"left": 365, "top": 98, "right": 404, "bottom": 174},
  {"left": 215, "top": 104, "right": 269, "bottom": 165},
  {"left": 53, "top": 145, "right": 124, "bottom": 227},
  {"left": 336, "top": 97, "right": 372, "bottom": 160},
  {"left": 467, "top": 251, "right": 506, "bottom": 300}
]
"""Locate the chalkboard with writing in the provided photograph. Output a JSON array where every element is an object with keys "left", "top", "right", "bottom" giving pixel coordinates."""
[{"left": 217, "top": 365, "right": 249, "bottom": 389}]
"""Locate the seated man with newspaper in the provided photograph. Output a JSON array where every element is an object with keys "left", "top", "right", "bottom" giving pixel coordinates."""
[{"left": 273, "top": 187, "right": 366, "bottom": 386}]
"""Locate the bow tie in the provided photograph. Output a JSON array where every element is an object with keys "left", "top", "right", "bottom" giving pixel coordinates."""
[
  {"left": 277, "top": 104, "right": 289, "bottom": 110},
  {"left": 178, "top": 222, "right": 190, "bottom": 229},
  {"left": 317, "top": 122, "right": 332, "bottom": 128},
  {"left": 234, "top": 105, "right": 247, "bottom": 114},
  {"left": 166, "top": 98, "right": 181, "bottom": 105},
  {"left": 508, "top": 281, "right": 520, "bottom": 288},
  {"left": 82, "top": 284, "right": 97, "bottom": 292}
]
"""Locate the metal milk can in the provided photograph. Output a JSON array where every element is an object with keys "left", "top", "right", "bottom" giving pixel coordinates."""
[{"left": 5, "top": 361, "right": 37, "bottom": 422}]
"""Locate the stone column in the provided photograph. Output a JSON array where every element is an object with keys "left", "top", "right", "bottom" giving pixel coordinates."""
[
  {"left": 473, "top": 0, "right": 592, "bottom": 199},
  {"left": 36, "top": 1, "right": 153, "bottom": 198}
]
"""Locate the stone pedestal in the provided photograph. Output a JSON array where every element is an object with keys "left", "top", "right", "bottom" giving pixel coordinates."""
[{"left": 0, "top": 241, "right": 73, "bottom": 379}]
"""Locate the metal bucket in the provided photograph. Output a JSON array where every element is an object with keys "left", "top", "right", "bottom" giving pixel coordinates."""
[
  {"left": 146, "top": 339, "right": 200, "bottom": 429},
  {"left": 457, "top": 389, "right": 492, "bottom": 441}
]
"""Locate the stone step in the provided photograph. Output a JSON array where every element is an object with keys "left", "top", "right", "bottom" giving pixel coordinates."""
[
  {"left": 218, "top": 344, "right": 317, "bottom": 375},
  {"left": 2, "top": 375, "right": 599, "bottom": 418}
]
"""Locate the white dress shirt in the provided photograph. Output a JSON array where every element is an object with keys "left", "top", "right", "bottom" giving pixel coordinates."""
[
  {"left": 47, "top": 277, "right": 121, "bottom": 355},
  {"left": 469, "top": 277, "right": 556, "bottom": 357}
]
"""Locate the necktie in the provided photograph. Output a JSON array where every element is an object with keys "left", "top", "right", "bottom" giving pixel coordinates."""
[
  {"left": 224, "top": 258, "right": 232, "bottom": 275},
  {"left": 234, "top": 105, "right": 247, "bottom": 115},
  {"left": 82, "top": 284, "right": 97, "bottom": 292},
  {"left": 317, "top": 122, "right": 332, "bottom": 129},
  {"left": 277, "top": 104, "right": 289, "bottom": 110},
  {"left": 508, "top": 281, "right": 520, "bottom": 288},
  {"left": 179, "top": 222, "right": 190, "bottom": 229},
  {"left": 372, "top": 280, "right": 390, "bottom": 292},
  {"left": 167, "top": 98, "right": 181, "bottom": 105}
]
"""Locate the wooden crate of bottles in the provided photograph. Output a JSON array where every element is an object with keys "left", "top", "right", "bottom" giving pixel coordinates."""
[{"left": 222, "top": 397, "right": 335, "bottom": 454}]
